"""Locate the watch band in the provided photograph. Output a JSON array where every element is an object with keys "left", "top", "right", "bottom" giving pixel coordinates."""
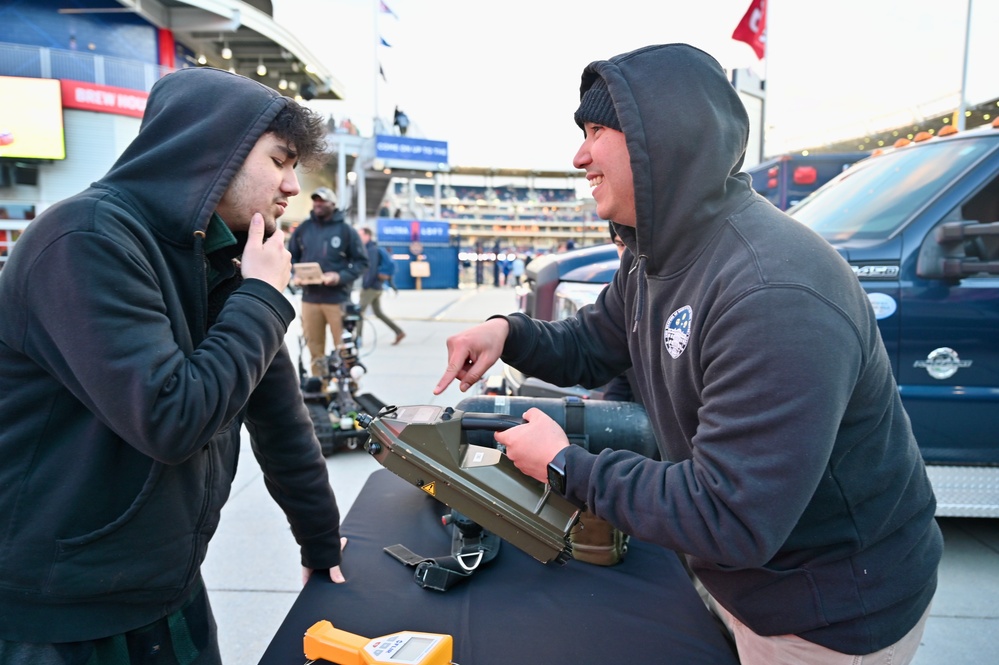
[{"left": 547, "top": 447, "right": 569, "bottom": 496}]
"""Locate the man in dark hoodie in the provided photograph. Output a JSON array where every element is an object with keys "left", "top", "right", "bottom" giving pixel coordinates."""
[
  {"left": 0, "top": 68, "right": 346, "bottom": 663},
  {"left": 435, "top": 44, "right": 942, "bottom": 664},
  {"left": 289, "top": 186, "right": 368, "bottom": 380}
]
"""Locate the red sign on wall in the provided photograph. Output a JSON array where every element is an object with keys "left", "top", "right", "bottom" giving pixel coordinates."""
[{"left": 60, "top": 80, "right": 148, "bottom": 118}]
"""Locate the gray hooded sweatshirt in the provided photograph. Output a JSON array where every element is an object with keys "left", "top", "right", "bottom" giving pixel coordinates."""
[{"left": 501, "top": 44, "right": 941, "bottom": 655}]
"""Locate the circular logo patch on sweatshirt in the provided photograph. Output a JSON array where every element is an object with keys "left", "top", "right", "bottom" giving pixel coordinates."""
[{"left": 664, "top": 305, "right": 692, "bottom": 359}]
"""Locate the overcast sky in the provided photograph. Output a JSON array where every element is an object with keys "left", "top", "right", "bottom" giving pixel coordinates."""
[{"left": 275, "top": 0, "right": 994, "bottom": 171}]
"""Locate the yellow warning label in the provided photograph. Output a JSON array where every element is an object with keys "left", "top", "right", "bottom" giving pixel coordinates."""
[{"left": 421, "top": 481, "right": 436, "bottom": 496}]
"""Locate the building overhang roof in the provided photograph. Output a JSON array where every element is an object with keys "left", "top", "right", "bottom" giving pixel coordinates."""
[{"left": 112, "top": 0, "right": 345, "bottom": 100}]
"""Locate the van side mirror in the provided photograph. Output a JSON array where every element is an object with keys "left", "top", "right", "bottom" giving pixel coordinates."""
[{"left": 916, "top": 220, "right": 999, "bottom": 279}]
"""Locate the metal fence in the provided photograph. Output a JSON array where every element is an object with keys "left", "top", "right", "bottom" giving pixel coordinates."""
[{"left": 0, "top": 41, "right": 169, "bottom": 92}]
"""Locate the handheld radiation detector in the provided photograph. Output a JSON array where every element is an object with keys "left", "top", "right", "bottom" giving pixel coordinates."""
[{"left": 304, "top": 620, "right": 453, "bottom": 665}]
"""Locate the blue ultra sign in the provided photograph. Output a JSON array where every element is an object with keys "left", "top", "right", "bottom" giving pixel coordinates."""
[{"left": 377, "top": 219, "right": 450, "bottom": 245}]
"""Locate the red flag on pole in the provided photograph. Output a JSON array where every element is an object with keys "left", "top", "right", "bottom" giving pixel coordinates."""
[
  {"left": 732, "top": 0, "right": 767, "bottom": 60},
  {"left": 379, "top": 1, "right": 399, "bottom": 19}
]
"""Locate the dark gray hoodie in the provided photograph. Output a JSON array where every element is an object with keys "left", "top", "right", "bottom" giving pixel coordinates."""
[
  {"left": 0, "top": 68, "right": 341, "bottom": 642},
  {"left": 502, "top": 44, "right": 941, "bottom": 654}
]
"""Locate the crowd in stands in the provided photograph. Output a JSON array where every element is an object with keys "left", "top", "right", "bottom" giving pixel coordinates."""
[
  {"left": 403, "top": 183, "right": 578, "bottom": 204},
  {"left": 439, "top": 210, "right": 589, "bottom": 223},
  {"left": 388, "top": 181, "right": 595, "bottom": 223}
]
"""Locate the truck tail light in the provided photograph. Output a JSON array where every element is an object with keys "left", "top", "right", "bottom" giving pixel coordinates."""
[{"left": 793, "top": 166, "right": 817, "bottom": 185}]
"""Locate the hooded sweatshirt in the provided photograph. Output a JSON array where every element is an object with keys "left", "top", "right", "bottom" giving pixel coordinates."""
[
  {"left": 0, "top": 68, "right": 341, "bottom": 642},
  {"left": 501, "top": 44, "right": 942, "bottom": 654},
  {"left": 289, "top": 207, "right": 368, "bottom": 304}
]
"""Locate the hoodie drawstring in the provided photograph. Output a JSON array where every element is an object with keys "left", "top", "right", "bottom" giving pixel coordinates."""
[
  {"left": 193, "top": 230, "right": 209, "bottom": 335},
  {"left": 631, "top": 255, "right": 648, "bottom": 332}
]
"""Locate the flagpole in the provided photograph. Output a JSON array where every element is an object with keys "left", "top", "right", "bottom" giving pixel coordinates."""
[
  {"left": 732, "top": 0, "right": 768, "bottom": 159},
  {"left": 372, "top": 0, "right": 380, "bottom": 133},
  {"left": 956, "top": 0, "right": 972, "bottom": 131},
  {"left": 761, "top": 0, "right": 769, "bottom": 158}
]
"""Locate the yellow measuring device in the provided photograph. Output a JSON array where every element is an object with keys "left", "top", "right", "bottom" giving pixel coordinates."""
[{"left": 304, "top": 620, "right": 454, "bottom": 665}]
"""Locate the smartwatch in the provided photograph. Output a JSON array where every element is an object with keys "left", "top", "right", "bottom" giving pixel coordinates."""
[{"left": 547, "top": 447, "right": 569, "bottom": 496}]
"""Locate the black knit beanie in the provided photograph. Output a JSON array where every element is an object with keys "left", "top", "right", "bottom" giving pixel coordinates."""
[{"left": 574, "top": 76, "right": 620, "bottom": 132}]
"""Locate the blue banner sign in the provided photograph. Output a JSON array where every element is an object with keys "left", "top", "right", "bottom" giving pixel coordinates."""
[
  {"left": 374, "top": 135, "right": 448, "bottom": 165},
  {"left": 377, "top": 219, "right": 451, "bottom": 245}
]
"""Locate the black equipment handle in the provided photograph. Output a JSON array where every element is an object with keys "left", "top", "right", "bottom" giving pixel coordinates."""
[{"left": 460, "top": 413, "right": 526, "bottom": 432}]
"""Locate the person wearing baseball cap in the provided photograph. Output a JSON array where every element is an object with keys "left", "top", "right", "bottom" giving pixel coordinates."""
[
  {"left": 311, "top": 186, "right": 337, "bottom": 206},
  {"left": 289, "top": 186, "right": 368, "bottom": 382}
]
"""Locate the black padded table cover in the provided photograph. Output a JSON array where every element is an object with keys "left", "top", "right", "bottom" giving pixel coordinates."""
[{"left": 260, "top": 469, "right": 739, "bottom": 665}]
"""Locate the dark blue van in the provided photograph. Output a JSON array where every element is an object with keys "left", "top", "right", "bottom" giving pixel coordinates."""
[{"left": 746, "top": 151, "right": 869, "bottom": 210}]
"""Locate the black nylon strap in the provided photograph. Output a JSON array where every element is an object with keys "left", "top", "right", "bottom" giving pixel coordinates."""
[
  {"left": 383, "top": 522, "right": 501, "bottom": 592},
  {"left": 414, "top": 558, "right": 475, "bottom": 591},
  {"left": 384, "top": 544, "right": 431, "bottom": 567},
  {"left": 563, "top": 396, "right": 588, "bottom": 447}
]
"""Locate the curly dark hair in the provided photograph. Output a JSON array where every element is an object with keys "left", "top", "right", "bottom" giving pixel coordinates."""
[{"left": 266, "top": 100, "right": 330, "bottom": 171}]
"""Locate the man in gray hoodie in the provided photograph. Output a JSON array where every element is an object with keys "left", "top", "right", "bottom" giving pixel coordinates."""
[{"left": 435, "top": 44, "right": 941, "bottom": 664}]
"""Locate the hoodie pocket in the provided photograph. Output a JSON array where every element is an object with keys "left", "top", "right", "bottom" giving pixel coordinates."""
[
  {"left": 45, "top": 461, "right": 202, "bottom": 600},
  {"left": 694, "top": 561, "right": 830, "bottom": 636}
]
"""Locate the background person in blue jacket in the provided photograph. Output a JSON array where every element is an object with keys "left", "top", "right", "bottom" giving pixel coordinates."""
[
  {"left": 356, "top": 226, "right": 406, "bottom": 346},
  {"left": 290, "top": 187, "right": 368, "bottom": 379},
  {"left": 0, "top": 68, "right": 346, "bottom": 663},
  {"left": 435, "top": 44, "right": 942, "bottom": 665}
]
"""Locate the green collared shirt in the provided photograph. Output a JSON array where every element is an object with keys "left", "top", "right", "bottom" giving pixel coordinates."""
[{"left": 204, "top": 213, "right": 238, "bottom": 286}]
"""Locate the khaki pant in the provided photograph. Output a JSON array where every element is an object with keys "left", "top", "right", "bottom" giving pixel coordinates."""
[
  {"left": 301, "top": 301, "right": 343, "bottom": 377},
  {"left": 700, "top": 582, "right": 932, "bottom": 665}
]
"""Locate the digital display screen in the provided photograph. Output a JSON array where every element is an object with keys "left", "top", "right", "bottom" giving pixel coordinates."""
[
  {"left": 0, "top": 76, "right": 66, "bottom": 160},
  {"left": 399, "top": 406, "right": 439, "bottom": 424},
  {"left": 392, "top": 636, "right": 434, "bottom": 661}
]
